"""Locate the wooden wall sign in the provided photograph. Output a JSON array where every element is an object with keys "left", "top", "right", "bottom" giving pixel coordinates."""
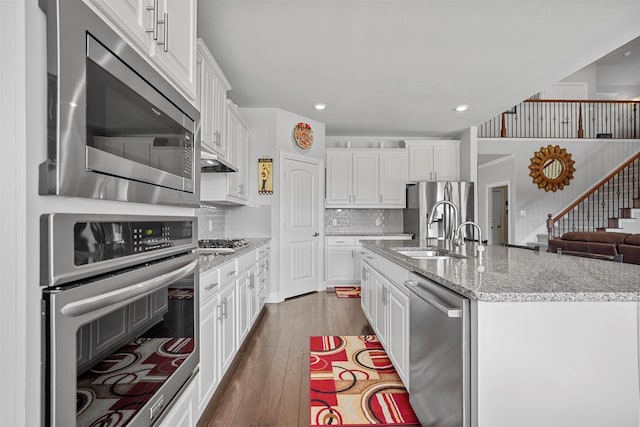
[{"left": 258, "top": 158, "right": 273, "bottom": 194}]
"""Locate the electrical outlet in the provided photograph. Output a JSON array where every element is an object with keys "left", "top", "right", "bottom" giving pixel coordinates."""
[
  {"left": 208, "top": 220, "right": 214, "bottom": 231},
  {"left": 332, "top": 219, "right": 338, "bottom": 226},
  {"left": 375, "top": 218, "right": 382, "bottom": 226},
  {"left": 520, "top": 210, "right": 526, "bottom": 217}
]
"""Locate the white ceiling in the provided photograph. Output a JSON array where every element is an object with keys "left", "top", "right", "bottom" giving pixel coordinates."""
[{"left": 197, "top": 0, "right": 640, "bottom": 138}]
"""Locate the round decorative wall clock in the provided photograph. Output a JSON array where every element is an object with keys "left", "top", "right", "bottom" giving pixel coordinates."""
[{"left": 294, "top": 122, "right": 314, "bottom": 150}]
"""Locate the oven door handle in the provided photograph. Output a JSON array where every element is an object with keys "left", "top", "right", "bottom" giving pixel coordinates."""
[{"left": 60, "top": 259, "right": 198, "bottom": 317}]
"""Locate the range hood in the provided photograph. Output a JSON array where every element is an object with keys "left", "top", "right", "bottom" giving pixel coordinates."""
[{"left": 201, "top": 150, "right": 238, "bottom": 173}]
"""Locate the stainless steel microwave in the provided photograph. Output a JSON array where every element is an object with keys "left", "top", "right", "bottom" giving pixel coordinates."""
[{"left": 39, "top": 0, "right": 200, "bottom": 207}]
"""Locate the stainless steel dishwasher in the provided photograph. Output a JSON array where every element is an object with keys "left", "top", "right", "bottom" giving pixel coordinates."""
[{"left": 404, "top": 272, "right": 470, "bottom": 427}]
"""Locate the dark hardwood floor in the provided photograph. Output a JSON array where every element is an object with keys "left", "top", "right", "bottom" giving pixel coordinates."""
[{"left": 197, "top": 290, "right": 372, "bottom": 427}]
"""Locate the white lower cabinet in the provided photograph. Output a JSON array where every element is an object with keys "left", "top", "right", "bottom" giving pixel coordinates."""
[
  {"left": 198, "top": 294, "right": 220, "bottom": 414},
  {"left": 219, "top": 279, "right": 237, "bottom": 375},
  {"left": 361, "top": 250, "right": 411, "bottom": 387},
  {"left": 193, "top": 242, "right": 271, "bottom": 419},
  {"left": 326, "top": 235, "right": 411, "bottom": 284}
]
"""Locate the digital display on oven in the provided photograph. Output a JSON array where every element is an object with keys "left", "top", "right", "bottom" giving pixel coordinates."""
[{"left": 73, "top": 220, "right": 193, "bottom": 265}]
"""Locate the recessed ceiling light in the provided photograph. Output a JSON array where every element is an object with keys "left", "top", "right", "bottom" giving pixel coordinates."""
[
  {"left": 623, "top": 51, "right": 632, "bottom": 57},
  {"left": 314, "top": 103, "right": 327, "bottom": 110},
  {"left": 454, "top": 104, "right": 469, "bottom": 112}
]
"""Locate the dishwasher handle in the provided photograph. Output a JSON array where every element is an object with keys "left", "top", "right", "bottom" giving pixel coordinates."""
[{"left": 404, "top": 280, "right": 463, "bottom": 318}]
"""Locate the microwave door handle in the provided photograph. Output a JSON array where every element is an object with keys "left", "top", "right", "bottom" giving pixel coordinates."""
[{"left": 60, "top": 259, "right": 198, "bottom": 317}]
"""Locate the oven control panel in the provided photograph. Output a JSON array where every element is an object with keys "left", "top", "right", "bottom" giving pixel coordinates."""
[{"left": 74, "top": 220, "right": 193, "bottom": 265}]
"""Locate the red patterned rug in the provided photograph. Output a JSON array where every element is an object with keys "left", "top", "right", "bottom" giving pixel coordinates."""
[
  {"left": 335, "top": 286, "right": 361, "bottom": 298},
  {"left": 310, "top": 335, "right": 419, "bottom": 426}
]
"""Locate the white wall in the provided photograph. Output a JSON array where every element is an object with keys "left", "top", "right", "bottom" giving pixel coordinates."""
[
  {"left": 477, "top": 156, "right": 516, "bottom": 245},
  {"left": 478, "top": 139, "right": 640, "bottom": 244},
  {"left": 239, "top": 107, "right": 326, "bottom": 301}
]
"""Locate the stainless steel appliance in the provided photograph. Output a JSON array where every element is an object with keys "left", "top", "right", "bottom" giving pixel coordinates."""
[
  {"left": 404, "top": 273, "right": 470, "bottom": 427},
  {"left": 39, "top": 0, "right": 200, "bottom": 207},
  {"left": 41, "top": 214, "right": 199, "bottom": 427},
  {"left": 403, "top": 181, "right": 475, "bottom": 241}
]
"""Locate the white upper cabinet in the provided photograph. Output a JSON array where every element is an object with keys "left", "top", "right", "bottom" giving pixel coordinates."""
[
  {"left": 352, "top": 152, "right": 379, "bottom": 205},
  {"left": 197, "top": 40, "right": 231, "bottom": 157},
  {"left": 406, "top": 140, "right": 460, "bottom": 182},
  {"left": 326, "top": 149, "right": 408, "bottom": 208},
  {"left": 150, "top": 0, "right": 197, "bottom": 100},
  {"left": 200, "top": 101, "right": 249, "bottom": 205},
  {"left": 84, "top": 0, "right": 197, "bottom": 102}
]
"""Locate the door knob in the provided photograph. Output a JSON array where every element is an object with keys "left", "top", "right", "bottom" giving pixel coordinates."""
[{"left": 313, "top": 232, "right": 320, "bottom": 237}]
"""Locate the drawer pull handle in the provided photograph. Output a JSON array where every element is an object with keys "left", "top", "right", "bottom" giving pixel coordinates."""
[
  {"left": 204, "top": 282, "right": 218, "bottom": 291},
  {"left": 227, "top": 270, "right": 236, "bottom": 277}
]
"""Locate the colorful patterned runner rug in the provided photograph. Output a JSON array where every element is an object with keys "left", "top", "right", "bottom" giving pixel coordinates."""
[
  {"left": 335, "top": 286, "right": 361, "bottom": 298},
  {"left": 310, "top": 335, "right": 419, "bottom": 426}
]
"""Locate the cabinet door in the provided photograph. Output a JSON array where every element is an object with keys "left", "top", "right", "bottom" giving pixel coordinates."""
[
  {"left": 151, "top": 0, "right": 197, "bottom": 100},
  {"left": 197, "top": 53, "right": 216, "bottom": 151},
  {"left": 236, "top": 272, "right": 250, "bottom": 344},
  {"left": 236, "top": 126, "right": 249, "bottom": 200},
  {"left": 158, "top": 377, "right": 195, "bottom": 427},
  {"left": 219, "top": 283, "right": 237, "bottom": 375},
  {"left": 85, "top": 0, "right": 151, "bottom": 54},
  {"left": 360, "top": 262, "right": 370, "bottom": 315},
  {"left": 249, "top": 268, "right": 259, "bottom": 324},
  {"left": 372, "top": 273, "right": 388, "bottom": 346},
  {"left": 433, "top": 143, "right": 460, "bottom": 181},
  {"left": 326, "top": 247, "right": 357, "bottom": 282},
  {"left": 408, "top": 144, "right": 436, "bottom": 181},
  {"left": 326, "top": 152, "right": 353, "bottom": 205},
  {"left": 352, "top": 152, "right": 379, "bottom": 205},
  {"left": 380, "top": 151, "right": 407, "bottom": 206},
  {"left": 212, "top": 73, "right": 229, "bottom": 158},
  {"left": 387, "top": 284, "right": 410, "bottom": 387},
  {"left": 198, "top": 294, "right": 220, "bottom": 412}
]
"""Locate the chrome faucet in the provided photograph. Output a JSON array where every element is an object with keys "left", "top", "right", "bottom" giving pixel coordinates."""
[
  {"left": 427, "top": 200, "right": 459, "bottom": 242},
  {"left": 455, "top": 221, "right": 483, "bottom": 248}
]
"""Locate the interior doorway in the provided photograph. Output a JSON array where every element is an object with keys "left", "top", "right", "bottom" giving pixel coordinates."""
[{"left": 489, "top": 185, "right": 509, "bottom": 245}]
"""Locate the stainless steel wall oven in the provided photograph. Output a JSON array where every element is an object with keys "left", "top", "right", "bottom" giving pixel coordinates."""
[
  {"left": 41, "top": 214, "right": 199, "bottom": 427},
  {"left": 39, "top": 0, "right": 200, "bottom": 207}
]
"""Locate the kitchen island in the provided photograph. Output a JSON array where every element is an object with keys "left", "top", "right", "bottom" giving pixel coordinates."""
[{"left": 361, "top": 239, "right": 640, "bottom": 427}]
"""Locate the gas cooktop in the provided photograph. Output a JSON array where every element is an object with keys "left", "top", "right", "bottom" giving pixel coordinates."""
[{"left": 198, "top": 238, "right": 250, "bottom": 249}]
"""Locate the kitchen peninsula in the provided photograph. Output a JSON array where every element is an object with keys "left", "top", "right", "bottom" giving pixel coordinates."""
[{"left": 361, "top": 239, "right": 640, "bottom": 427}]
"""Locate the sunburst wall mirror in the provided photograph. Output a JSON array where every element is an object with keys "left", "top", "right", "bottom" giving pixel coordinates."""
[{"left": 528, "top": 144, "right": 576, "bottom": 192}]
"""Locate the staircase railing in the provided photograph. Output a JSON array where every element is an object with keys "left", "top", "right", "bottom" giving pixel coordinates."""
[
  {"left": 479, "top": 100, "right": 639, "bottom": 139},
  {"left": 547, "top": 152, "right": 640, "bottom": 239}
]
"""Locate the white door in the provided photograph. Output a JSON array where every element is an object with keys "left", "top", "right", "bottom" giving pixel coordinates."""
[
  {"left": 490, "top": 186, "right": 508, "bottom": 244},
  {"left": 282, "top": 155, "right": 322, "bottom": 299}
]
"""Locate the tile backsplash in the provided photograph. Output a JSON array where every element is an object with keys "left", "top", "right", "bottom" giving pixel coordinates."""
[
  {"left": 197, "top": 204, "right": 272, "bottom": 239},
  {"left": 325, "top": 209, "right": 403, "bottom": 234},
  {"left": 197, "top": 205, "right": 226, "bottom": 239}
]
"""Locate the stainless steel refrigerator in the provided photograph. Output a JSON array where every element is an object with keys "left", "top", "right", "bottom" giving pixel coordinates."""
[{"left": 403, "top": 181, "right": 475, "bottom": 241}]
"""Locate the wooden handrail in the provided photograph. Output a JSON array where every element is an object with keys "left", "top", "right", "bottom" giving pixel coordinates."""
[
  {"left": 525, "top": 99, "right": 639, "bottom": 104},
  {"left": 552, "top": 151, "right": 640, "bottom": 223}
]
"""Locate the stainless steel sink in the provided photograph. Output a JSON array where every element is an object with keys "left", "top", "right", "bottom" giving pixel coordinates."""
[{"left": 394, "top": 248, "right": 456, "bottom": 260}]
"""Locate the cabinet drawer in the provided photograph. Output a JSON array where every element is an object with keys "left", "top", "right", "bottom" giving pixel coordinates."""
[
  {"left": 219, "top": 260, "right": 237, "bottom": 285},
  {"left": 327, "top": 236, "right": 357, "bottom": 246},
  {"left": 360, "top": 247, "right": 376, "bottom": 264},
  {"left": 200, "top": 267, "right": 220, "bottom": 303},
  {"left": 376, "top": 255, "right": 410, "bottom": 287},
  {"left": 257, "top": 244, "right": 270, "bottom": 260},
  {"left": 238, "top": 250, "right": 256, "bottom": 273}
]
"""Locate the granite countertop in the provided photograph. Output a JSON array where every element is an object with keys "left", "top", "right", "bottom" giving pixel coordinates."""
[
  {"left": 199, "top": 238, "right": 271, "bottom": 273},
  {"left": 361, "top": 239, "right": 640, "bottom": 302}
]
